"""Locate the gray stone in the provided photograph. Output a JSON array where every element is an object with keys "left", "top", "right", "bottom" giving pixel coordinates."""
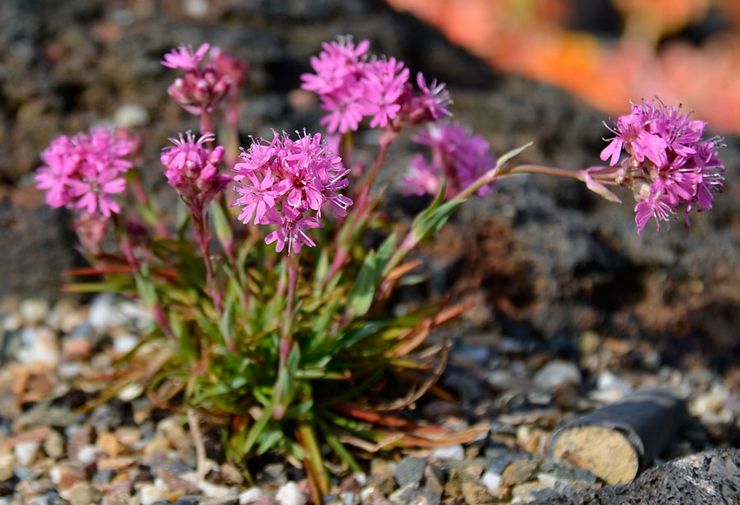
[
  {"left": 394, "top": 456, "right": 427, "bottom": 487},
  {"left": 539, "top": 448, "right": 740, "bottom": 505},
  {"left": 534, "top": 361, "right": 581, "bottom": 390}
]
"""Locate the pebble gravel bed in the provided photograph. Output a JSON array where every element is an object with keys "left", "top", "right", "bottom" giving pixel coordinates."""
[{"left": 0, "top": 295, "right": 737, "bottom": 504}]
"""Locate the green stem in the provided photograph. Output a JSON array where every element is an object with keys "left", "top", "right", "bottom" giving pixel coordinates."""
[{"left": 297, "top": 420, "right": 329, "bottom": 499}]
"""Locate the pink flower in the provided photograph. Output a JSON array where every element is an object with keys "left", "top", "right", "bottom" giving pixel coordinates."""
[
  {"left": 301, "top": 36, "right": 451, "bottom": 134},
  {"left": 301, "top": 36, "right": 370, "bottom": 95},
  {"left": 162, "top": 43, "right": 231, "bottom": 117},
  {"left": 35, "top": 127, "right": 135, "bottom": 217},
  {"left": 600, "top": 99, "right": 725, "bottom": 233},
  {"left": 160, "top": 132, "right": 230, "bottom": 210},
  {"left": 161, "top": 43, "right": 210, "bottom": 71},
  {"left": 265, "top": 207, "right": 321, "bottom": 255},
  {"left": 402, "top": 123, "right": 495, "bottom": 197},
  {"left": 234, "top": 131, "right": 353, "bottom": 254},
  {"left": 405, "top": 73, "right": 452, "bottom": 123},
  {"left": 361, "top": 58, "right": 410, "bottom": 128}
]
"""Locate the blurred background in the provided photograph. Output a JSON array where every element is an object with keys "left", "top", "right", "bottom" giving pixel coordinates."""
[
  {"left": 0, "top": 0, "right": 737, "bottom": 370},
  {"left": 388, "top": 0, "right": 740, "bottom": 134}
]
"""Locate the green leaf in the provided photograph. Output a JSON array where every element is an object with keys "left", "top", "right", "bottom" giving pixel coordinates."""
[
  {"left": 346, "top": 250, "right": 377, "bottom": 317},
  {"left": 346, "top": 233, "right": 397, "bottom": 318},
  {"left": 411, "top": 185, "right": 464, "bottom": 244},
  {"left": 496, "top": 141, "right": 534, "bottom": 169},
  {"left": 211, "top": 199, "right": 235, "bottom": 249}
]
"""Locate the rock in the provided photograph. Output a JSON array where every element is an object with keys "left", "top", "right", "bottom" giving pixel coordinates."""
[
  {"left": 113, "top": 334, "right": 139, "bottom": 355},
  {"left": 97, "top": 431, "right": 120, "bottom": 457},
  {"left": 0, "top": 453, "right": 14, "bottom": 481},
  {"left": 534, "top": 361, "right": 581, "bottom": 390},
  {"left": 276, "top": 482, "right": 306, "bottom": 505},
  {"left": 50, "top": 464, "right": 86, "bottom": 491},
  {"left": 369, "top": 459, "right": 396, "bottom": 495},
  {"left": 76, "top": 444, "right": 101, "bottom": 465},
  {"left": 461, "top": 479, "right": 496, "bottom": 505},
  {"left": 501, "top": 459, "right": 540, "bottom": 487},
  {"left": 16, "top": 328, "right": 59, "bottom": 367},
  {"left": 539, "top": 448, "right": 740, "bottom": 505},
  {"left": 63, "top": 482, "right": 102, "bottom": 505},
  {"left": 0, "top": 200, "right": 79, "bottom": 299},
  {"left": 89, "top": 294, "right": 127, "bottom": 331},
  {"left": 62, "top": 337, "right": 92, "bottom": 360},
  {"left": 590, "top": 371, "right": 631, "bottom": 403},
  {"left": 43, "top": 430, "right": 65, "bottom": 459},
  {"left": 198, "top": 480, "right": 238, "bottom": 500},
  {"left": 114, "top": 104, "right": 150, "bottom": 128},
  {"left": 13, "top": 440, "right": 40, "bottom": 466},
  {"left": 394, "top": 456, "right": 427, "bottom": 487},
  {"left": 431, "top": 444, "right": 464, "bottom": 461},
  {"left": 511, "top": 481, "right": 555, "bottom": 503},
  {"left": 139, "top": 483, "right": 168, "bottom": 505},
  {"left": 14, "top": 404, "right": 81, "bottom": 431},
  {"left": 18, "top": 298, "right": 49, "bottom": 326},
  {"left": 240, "top": 487, "right": 270, "bottom": 504},
  {"left": 481, "top": 470, "right": 502, "bottom": 491},
  {"left": 389, "top": 483, "right": 419, "bottom": 505},
  {"left": 118, "top": 382, "right": 144, "bottom": 402}
]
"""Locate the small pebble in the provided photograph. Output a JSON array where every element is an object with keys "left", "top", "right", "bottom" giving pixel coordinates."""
[
  {"left": 0, "top": 453, "right": 14, "bottom": 481},
  {"left": 114, "top": 104, "right": 149, "bottom": 128},
  {"left": 534, "top": 360, "right": 581, "bottom": 390},
  {"left": 14, "top": 441, "right": 40, "bottom": 466},
  {"left": 198, "top": 480, "right": 238, "bottom": 500},
  {"left": 240, "top": 487, "right": 270, "bottom": 504},
  {"left": 19, "top": 298, "right": 49, "bottom": 325},
  {"left": 431, "top": 444, "right": 464, "bottom": 461},
  {"left": 117, "top": 383, "right": 144, "bottom": 402},
  {"left": 276, "top": 482, "right": 307, "bottom": 505},
  {"left": 76, "top": 445, "right": 101, "bottom": 465},
  {"left": 481, "top": 471, "right": 502, "bottom": 491},
  {"left": 139, "top": 483, "right": 168, "bottom": 505},
  {"left": 44, "top": 430, "right": 65, "bottom": 459},
  {"left": 113, "top": 334, "right": 139, "bottom": 355},
  {"left": 394, "top": 456, "right": 426, "bottom": 487}
]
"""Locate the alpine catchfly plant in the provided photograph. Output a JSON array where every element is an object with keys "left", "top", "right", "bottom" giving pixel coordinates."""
[{"left": 36, "top": 36, "right": 727, "bottom": 500}]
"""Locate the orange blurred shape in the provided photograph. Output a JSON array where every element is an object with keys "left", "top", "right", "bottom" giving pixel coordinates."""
[
  {"left": 386, "top": 0, "right": 740, "bottom": 133},
  {"left": 613, "top": 0, "right": 711, "bottom": 43}
]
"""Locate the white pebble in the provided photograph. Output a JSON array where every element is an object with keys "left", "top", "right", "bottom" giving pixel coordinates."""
[
  {"left": 14, "top": 441, "right": 40, "bottom": 466},
  {"left": 114, "top": 104, "right": 150, "bottom": 128},
  {"left": 113, "top": 334, "right": 139, "bottom": 355},
  {"left": 481, "top": 471, "right": 502, "bottom": 491},
  {"left": 240, "top": 488, "right": 270, "bottom": 504},
  {"left": 89, "top": 294, "right": 127, "bottom": 331},
  {"left": 76, "top": 445, "right": 101, "bottom": 464},
  {"left": 198, "top": 480, "right": 238, "bottom": 499},
  {"left": 276, "top": 482, "right": 307, "bottom": 505},
  {"left": 117, "top": 383, "right": 144, "bottom": 402},
  {"left": 431, "top": 444, "right": 464, "bottom": 461},
  {"left": 19, "top": 298, "right": 49, "bottom": 325},
  {"left": 139, "top": 483, "right": 167, "bottom": 505},
  {"left": 17, "top": 328, "right": 59, "bottom": 366}
]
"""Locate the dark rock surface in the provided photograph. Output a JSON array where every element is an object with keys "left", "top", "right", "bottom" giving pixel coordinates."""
[
  {"left": 540, "top": 448, "right": 740, "bottom": 505},
  {"left": 0, "top": 0, "right": 738, "bottom": 377}
]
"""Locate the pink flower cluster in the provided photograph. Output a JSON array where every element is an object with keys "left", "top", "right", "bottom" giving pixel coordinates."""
[
  {"left": 35, "top": 127, "right": 135, "bottom": 217},
  {"left": 403, "top": 123, "right": 496, "bottom": 197},
  {"left": 160, "top": 132, "right": 231, "bottom": 211},
  {"left": 301, "top": 36, "right": 451, "bottom": 134},
  {"left": 601, "top": 99, "right": 726, "bottom": 233},
  {"left": 233, "top": 132, "right": 352, "bottom": 254},
  {"left": 162, "top": 43, "right": 245, "bottom": 120}
]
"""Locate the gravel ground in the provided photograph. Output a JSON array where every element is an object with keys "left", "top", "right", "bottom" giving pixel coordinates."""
[{"left": 0, "top": 295, "right": 736, "bottom": 504}]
